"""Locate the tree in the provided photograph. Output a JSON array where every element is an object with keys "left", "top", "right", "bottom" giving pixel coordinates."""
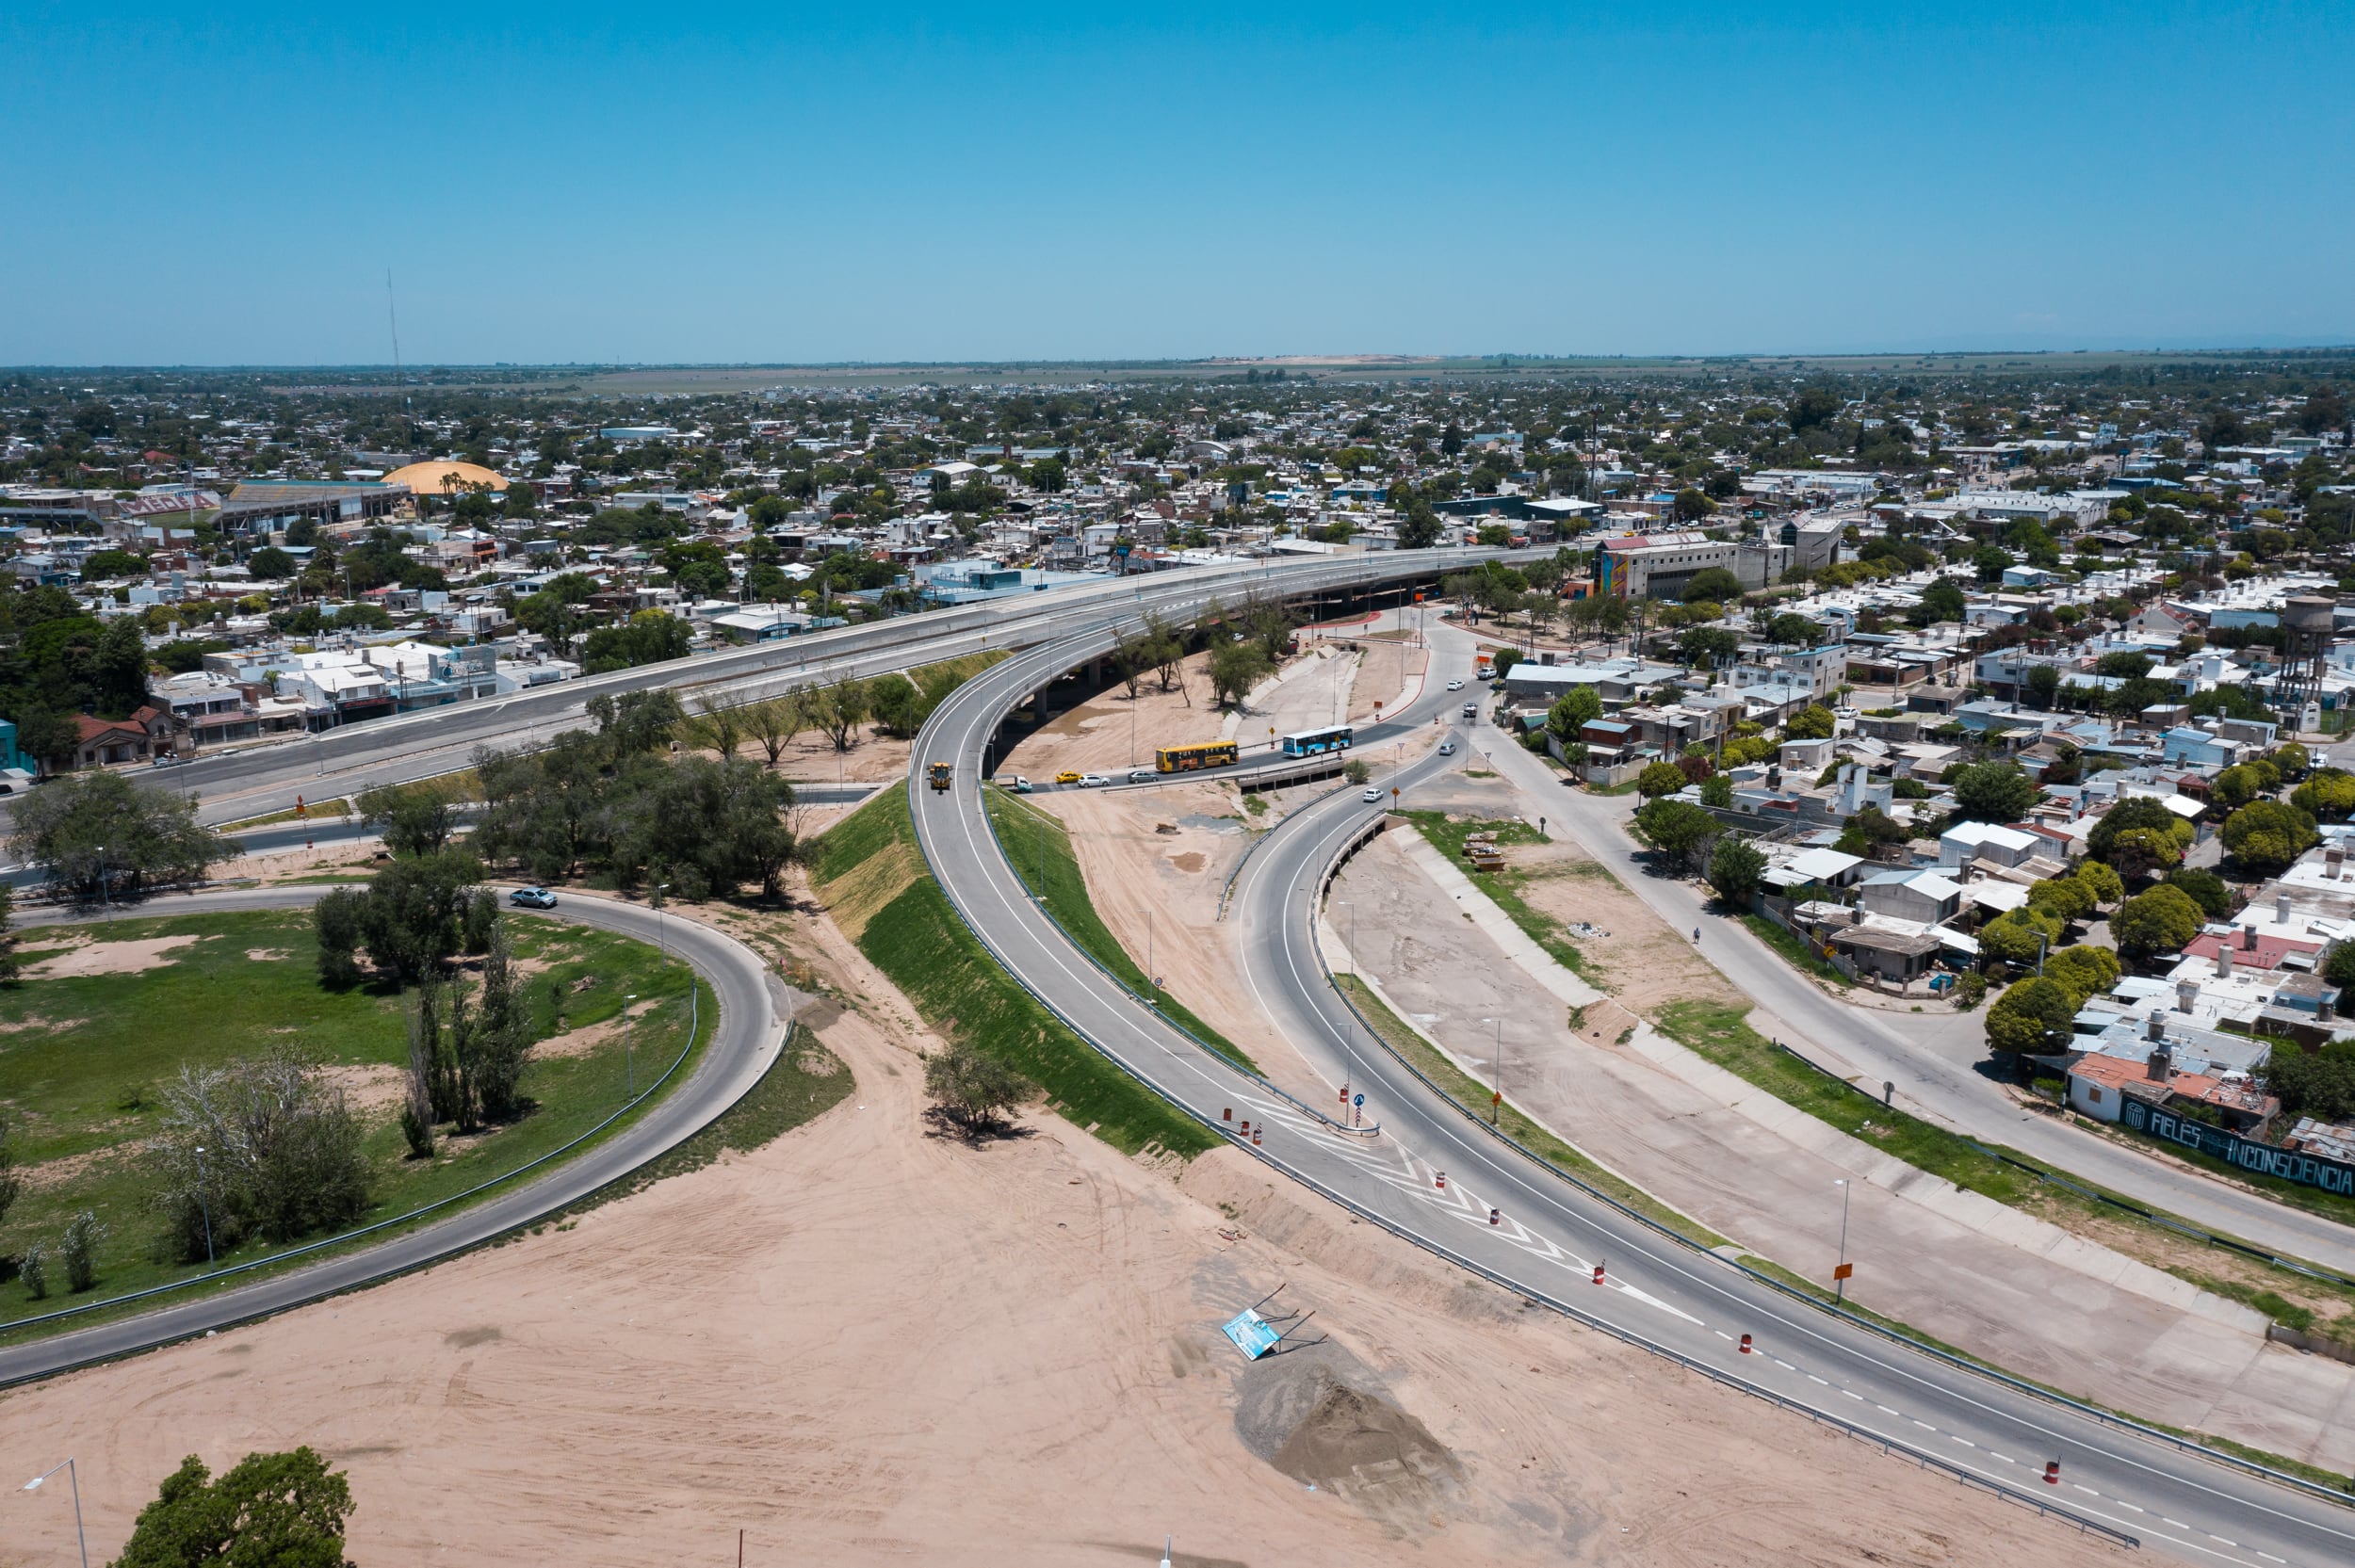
[
  {"left": 805, "top": 676, "right": 871, "bottom": 752},
  {"left": 1635, "top": 798, "right": 1717, "bottom": 872},
  {"left": 1396, "top": 498, "right": 1443, "bottom": 550},
  {"left": 356, "top": 782, "right": 457, "bottom": 858},
  {"left": 1917, "top": 578, "right": 1968, "bottom": 624},
  {"left": 2026, "top": 873, "right": 2095, "bottom": 924},
  {"left": 151, "top": 1049, "right": 371, "bottom": 1259},
  {"left": 2292, "top": 768, "right": 2355, "bottom": 822},
  {"left": 2073, "top": 860, "right": 2126, "bottom": 906},
  {"left": 314, "top": 849, "right": 490, "bottom": 985},
  {"left": 1683, "top": 567, "right": 1741, "bottom": 604},
  {"left": 2219, "top": 799, "right": 2318, "bottom": 876},
  {"left": 8, "top": 771, "right": 232, "bottom": 898},
  {"left": 867, "top": 673, "right": 924, "bottom": 737},
  {"left": 2045, "top": 945, "right": 2121, "bottom": 1003},
  {"left": 2112, "top": 883, "right": 2204, "bottom": 962},
  {"left": 2087, "top": 796, "right": 2188, "bottom": 867},
  {"left": 1546, "top": 686, "right": 1602, "bottom": 743},
  {"left": 0, "top": 1109, "right": 17, "bottom": 1232},
  {"left": 1985, "top": 976, "right": 2078, "bottom": 1059},
  {"left": 581, "top": 608, "right": 692, "bottom": 673},
  {"left": 1950, "top": 761, "right": 2039, "bottom": 823},
  {"left": 1783, "top": 704, "right": 1835, "bottom": 740},
  {"left": 2164, "top": 865, "right": 2231, "bottom": 919},
  {"left": 1635, "top": 760, "right": 1688, "bottom": 799},
  {"left": 2025, "top": 664, "right": 2061, "bottom": 709},
  {"left": 1208, "top": 639, "right": 1272, "bottom": 709},
  {"left": 587, "top": 689, "right": 682, "bottom": 757},
  {"left": 923, "top": 1040, "right": 1034, "bottom": 1137},
  {"left": 114, "top": 1447, "right": 356, "bottom": 1568},
  {"left": 1706, "top": 835, "right": 1765, "bottom": 907},
  {"left": 247, "top": 546, "right": 296, "bottom": 580},
  {"left": 739, "top": 695, "right": 808, "bottom": 768},
  {"left": 1978, "top": 908, "right": 2061, "bottom": 968},
  {"left": 2267, "top": 1043, "right": 2355, "bottom": 1123},
  {"left": 1679, "top": 626, "right": 1738, "bottom": 668},
  {"left": 1700, "top": 772, "right": 1734, "bottom": 807}
]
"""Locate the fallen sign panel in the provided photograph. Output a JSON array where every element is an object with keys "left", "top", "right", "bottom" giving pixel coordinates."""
[{"left": 1221, "top": 1308, "right": 1284, "bottom": 1361}]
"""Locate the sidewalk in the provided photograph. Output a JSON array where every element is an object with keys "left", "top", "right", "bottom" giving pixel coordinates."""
[{"left": 1335, "top": 821, "right": 2355, "bottom": 1471}]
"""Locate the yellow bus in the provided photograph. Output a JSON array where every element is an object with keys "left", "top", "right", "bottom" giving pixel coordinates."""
[{"left": 1156, "top": 739, "right": 1242, "bottom": 773}]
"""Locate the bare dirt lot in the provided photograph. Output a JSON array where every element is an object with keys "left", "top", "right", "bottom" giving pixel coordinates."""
[
  {"left": 1001, "top": 649, "right": 1226, "bottom": 780},
  {"left": 0, "top": 906, "right": 2125, "bottom": 1568}
]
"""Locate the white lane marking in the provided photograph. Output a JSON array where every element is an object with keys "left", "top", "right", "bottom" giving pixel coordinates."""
[
  {"left": 1713, "top": 1330, "right": 1733, "bottom": 1341},
  {"left": 1806, "top": 1374, "right": 1829, "bottom": 1385},
  {"left": 2210, "top": 1539, "right": 2236, "bottom": 1548},
  {"left": 2164, "top": 1519, "right": 2189, "bottom": 1529},
  {"left": 1950, "top": 1436, "right": 1973, "bottom": 1447},
  {"left": 2073, "top": 1483, "right": 2097, "bottom": 1495},
  {"left": 1990, "top": 1453, "right": 2014, "bottom": 1464},
  {"left": 1876, "top": 1405, "right": 1899, "bottom": 1416},
  {"left": 2117, "top": 1502, "right": 2143, "bottom": 1513},
  {"left": 1840, "top": 1389, "right": 1863, "bottom": 1400},
  {"left": 1911, "top": 1419, "right": 1937, "bottom": 1431}
]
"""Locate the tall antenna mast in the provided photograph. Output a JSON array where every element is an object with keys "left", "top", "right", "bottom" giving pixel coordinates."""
[{"left": 386, "top": 270, "right": 409, "bottom": 445}]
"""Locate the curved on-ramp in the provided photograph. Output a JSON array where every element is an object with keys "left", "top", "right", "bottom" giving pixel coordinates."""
[
  {"left": 911, "top": 623, "right": 2355, "bottom": 1567},
  {"left": 0, "top": 886, "right": 789, "bottom": 1389}
]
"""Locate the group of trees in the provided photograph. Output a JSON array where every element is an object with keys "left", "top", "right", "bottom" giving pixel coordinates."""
[
  {"left": 114, "top": 1447, "right": 357, "bottom": 1568},
  {"left": 9, "top": 770, "right": 232, "bottom": 898},
  {"left": 400, "top": 923, "right": 531, "bottom": 1156},
  {"left": 470, "top": 690, "right": 796, "bottom": 899},
  {"left": 150, "top": 1047, "right": 371, "bottom": 1264},
  {"left": 0, "top": 583, "right": 151, "bottom": 768}
]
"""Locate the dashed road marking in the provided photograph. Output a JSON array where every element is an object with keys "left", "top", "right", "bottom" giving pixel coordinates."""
[
  {"left": 1950, "top": 1437, "right": 1973, "bottom": 1448},
  {"left": 1990, "top": 1453, "right": 2014, "bottom": 1464},
  {"left": 1713, "top": 1330, "right": 1733, "bottom": 1341},
  {"left": 2117, "top": 1502, "right": 2144, "bottom": 1513},
  {"left": 1876, "top": 1405, "right": 1900, "bottom": 1416},
  {"left": 2074, "top": 1484, "right": 2098, "bottom": 1495},
  {"left": 1841, "top": 1389, "right": 1863, "bottom": 1400},
  {"left": 2210, "top": 1538, "right": 2236, "bottom": 1548},
  {"left": 1911, "top": 1419, "right": 1937, "bottom": 1431},
  {"left": 1772, "top": 1358, "right": 1795, "bottom": 1370},
  {"left": 2163, "top": 1518, "right": 2189, "bottom": 1530},
  {"left": 1806, "top": 1374, "right": 1828, "bottom": 1385}
]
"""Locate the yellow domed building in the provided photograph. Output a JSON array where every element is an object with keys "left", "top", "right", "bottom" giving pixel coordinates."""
[{"left": 382, "top": 460, "right": 510, "bottom": 501}]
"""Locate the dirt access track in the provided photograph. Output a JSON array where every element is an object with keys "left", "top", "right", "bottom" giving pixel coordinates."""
[{"left": 0, "top": 902, "right": 2122, "bottom": 1568}]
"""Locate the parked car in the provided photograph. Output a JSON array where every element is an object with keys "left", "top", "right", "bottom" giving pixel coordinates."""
[
  {"left": 509, "top": 887, "right": 559, "bottom": 910},
  {"left": 1055, "top": 770, "right": 1082, "bottom": 784},
  {"left": 1079, "top": 773, "right": 1109, "bottom": 787}
]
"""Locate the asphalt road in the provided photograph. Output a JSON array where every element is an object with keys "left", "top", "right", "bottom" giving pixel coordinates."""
[
  {"left": 0, "top": 884, "right": 790, "bottom": 1389},
  {"left": 1466, "top": 682, "right": 2355, "bottom": 1279},
  {"left": 128, "top": 549, "right": 1522, "bottom": 832},
  {"left": 913, "top": 625, "right": 2355, "bottom": 1568}
]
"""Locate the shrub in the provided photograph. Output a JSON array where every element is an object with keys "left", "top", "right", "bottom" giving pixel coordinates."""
[
  {"left": 19, "top": 1239, "right": 46, "bottom": 1299},
  {"left": 58, "top": 1208, "right": 102, "bottom": 1292},
  {"left": 923, "top": 1039, "right": 1035, "bottom": 1137}
]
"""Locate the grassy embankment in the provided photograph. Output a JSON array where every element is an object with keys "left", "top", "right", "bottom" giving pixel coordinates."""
[
  {"left": 983, "top": 787, "right": 1258, "bottom": 1073},
  {"left": 1654, "top": 999, "right": 2355, "bottom": 1351},
  {"left": 806, "top": 788, "right": 1216, "bottom": 1158},
  {"left": 0, "top": 908, "right": 706, "bottom": 1332},
  {"left": 1412, "top": 803, "right": 2355, "bottom": 1352}
]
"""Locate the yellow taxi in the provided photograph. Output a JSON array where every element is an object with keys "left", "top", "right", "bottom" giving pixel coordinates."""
[{"left": 1054, "top": 769, "right": 1083, "bottom": 784}]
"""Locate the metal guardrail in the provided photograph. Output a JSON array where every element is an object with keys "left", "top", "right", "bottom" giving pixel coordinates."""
[
  {"left": 1302, "top": 818, "right": 2355, "bottom": 1509},
  {"left": 908, "top": 727, "right": 2136, "bottom": 1545},
  {"left": 0, "top": 906, "right": 719, "bottom": 1349}
]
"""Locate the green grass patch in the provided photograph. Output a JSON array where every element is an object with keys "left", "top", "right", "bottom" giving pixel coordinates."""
[
  {"left": 1741, "top": 912, "right": 1857, "bottom": 989},
  {"left": 812, "top": 790, "right": 1216, "bottom": 1159},
  {"left": 1403, "top": 811, "right": 1589, "bottom": 978},
  {"left": 986, "top": 788, "right": 1258, "bottom": 1073},
  {"left": 1335, "top": 974, "right": 1725, "bottom": 1248},
  {"left": 0, "top": 908, "right": 706, "bottom": 1332},
  {"left": 1655, "top": 999, "right": 2045, "bottom": 1204}
]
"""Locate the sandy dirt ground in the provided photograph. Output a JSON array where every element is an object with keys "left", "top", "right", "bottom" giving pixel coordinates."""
[
  {"left": 1326, "top": 814, "right": 2355, "bottom": 1472},
  {"left": 22, "top": 933, "right": 203, "bottom": 979},
  {"left": 1001, "top": 650, "right": 1226, "bottom": 780},
  {"left": 0, "top": 898, "right": 2128, "bottom": 1568}
]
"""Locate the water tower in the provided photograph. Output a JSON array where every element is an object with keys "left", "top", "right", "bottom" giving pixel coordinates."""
[{"left": 2274, "top": 595, "right": 2337, "bottom": 729}]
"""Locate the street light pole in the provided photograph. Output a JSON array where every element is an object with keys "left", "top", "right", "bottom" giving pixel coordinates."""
[
  {"left": 653, "top": 882, "right": 669, "bottom": 961},
  {"left": 1480, "top": 1015, "right": 1503, "bottom": 1125},
  {"left": 193, "top": 1145, "right": 215, "bottom": 1266},
  {"left": 1834, "top": 1178, "right": 1854, "bottom": 1305},
  {"left": 22, "top": 1458, "right": 89, "bottom": 1568},
  {"left": 624, "top": 994, "right": 637, "bottom": 1099},
  {"left": 94, "top": 845, "right": 108, "bottom": 922}
]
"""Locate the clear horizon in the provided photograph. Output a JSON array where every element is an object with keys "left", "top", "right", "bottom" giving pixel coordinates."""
[{"left": 7, "top": 2, "right": 2349, "bottom": 366}]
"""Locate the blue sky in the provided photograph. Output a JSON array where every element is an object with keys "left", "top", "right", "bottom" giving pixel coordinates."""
[{"left": 4, "top": 2, "right": 2348, "bottom": 364}]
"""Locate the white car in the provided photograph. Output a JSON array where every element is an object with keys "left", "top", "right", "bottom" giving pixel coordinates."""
[
  {"left": 1437, "top": 739, "right": 1457, "bottom": 756},
  {"left": 1360, "top": 786, "right": 1385, "bottom": 803},
  {"left": 1445, "top": 678, "right": 1465, "bottom": 691},
  {"left": 1079, "top": 773, "right": 1110, "bottom": 787},
  {"left": 1127, "top": 768, "right": 1155, "bottom": 783}
]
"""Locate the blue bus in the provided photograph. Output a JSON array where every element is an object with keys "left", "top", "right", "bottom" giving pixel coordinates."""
[{"left": 1281, "top": 724, "right": 1355, "bottom": 757}]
